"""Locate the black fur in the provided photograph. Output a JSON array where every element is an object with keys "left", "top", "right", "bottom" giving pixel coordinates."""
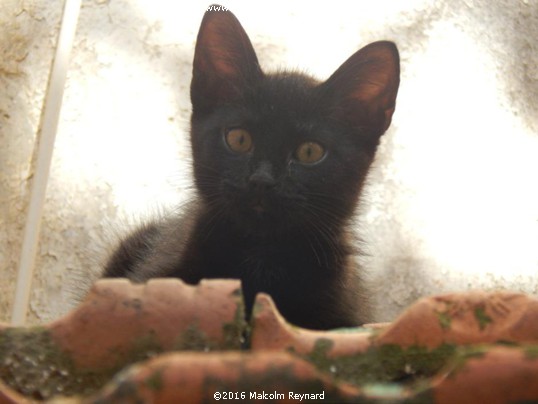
[{"left": 103, "top": 5, "right": 400, "bottom": 330}]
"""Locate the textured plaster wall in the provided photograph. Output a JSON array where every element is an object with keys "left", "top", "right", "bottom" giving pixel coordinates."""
[
  {"left": 1, "top": 0, "right": 537, "bottom": 324},
  {"left": 0, "top": 0, "right": 62, "bottom": 322}
]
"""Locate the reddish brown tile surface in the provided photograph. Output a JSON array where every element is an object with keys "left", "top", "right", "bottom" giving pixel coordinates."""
[
  {"left": 377, "top": 291, "right": 538, "bottom": 348},
  {"left": 432, "top": 346, "right": 538, "bottom": 404},
  {"left": 0, "top": 279, "right": 245, "bottom": 401},
  {"left": 0, "top": 380, "right": 27, "bottom": 404},
  {"left": 52, "top": 278, "right": 245, "bottom": 369},
  {"left": 1, "top": 280, "right": 538, "bottom": 403},
  {"left": 250, "top": 293, "right": 372, "bottom": 357},
  {"left": 86, "top": 351, "right": 358, "bottom": 403}
]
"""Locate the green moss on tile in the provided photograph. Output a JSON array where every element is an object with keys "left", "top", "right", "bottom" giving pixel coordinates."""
[
  {"left": 524, "top": 345, "right": 538, "bottom": 360},
  {"left": 0, "top": 289, "right": 248, "bottom": 400},
  {"left": 222, "top": 287, "right": 248, "bottom": 350},
  {"left": 0, "top": 327, "right": 114, "bottom": 400},
  {"left": 442, "top": 345, "right": 488, "bottom": 377},
  {"left": 128, "top": 332, "right": 163, "bottom": 360},
  {"left": 496, "top": 340, "right": 519, "bottom": 347},
  {"left": 436, "top": 311, "right": 452, "bottom": 330},
  {"left": 301, "top": 338, "right": 456, "bottom": 387},
  {"left": 222, "top": 322, "right": 247, "bottom": 350},
  {"left": 174, "top": 324, "right": 215, "bottom": 351},
  {"left": 144, "top": 368, "right": 164, "bottom": 392},
  {"left": 0, "top": 324, "right": 227, "bottom": 400},
  {"left": 172, "top": 319, "right": 245, "bottom": 352},
  {"left": 202, "top": 362, "right": 352, "bottom": 404},
  {"left": 474, "top": 307, "right": 492, "bottom": 330}
]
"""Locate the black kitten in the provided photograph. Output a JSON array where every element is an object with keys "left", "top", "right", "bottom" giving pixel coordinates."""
[{"left": 103, "top": 6, "right": 400, "bottom": 330}]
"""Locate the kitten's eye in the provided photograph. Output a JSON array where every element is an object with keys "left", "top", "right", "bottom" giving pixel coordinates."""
[
  {"left": 295, "top": 142, "right": 325, "bottom": 164},
  {"left": 225, "top": 128, "right": 253, "bottom": 154}
]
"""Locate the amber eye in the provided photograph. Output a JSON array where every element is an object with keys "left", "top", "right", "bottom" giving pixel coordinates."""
[
  {"left": 225, "top": 128, "right": 253, "bottom": 154},
  {"left": 295, "top": 142, "right": 325, "bottom": 164}
]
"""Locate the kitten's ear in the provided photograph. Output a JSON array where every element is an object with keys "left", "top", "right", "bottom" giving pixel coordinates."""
[
  {"left": 321, "top": 41, "right": 400, "bottom": 139},
  {"left": 191, "top": 6, "right": 263, "bottom": 114}
]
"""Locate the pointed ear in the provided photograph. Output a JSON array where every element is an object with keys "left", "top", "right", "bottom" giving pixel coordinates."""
[
  {"left": 191, "top": 6, "right": 263, "bottom": 114},
  {"left": 321, "top": 41, "right": 400, "bottom": 138}
]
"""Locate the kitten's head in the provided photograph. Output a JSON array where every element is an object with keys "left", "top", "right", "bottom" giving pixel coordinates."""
[{"left": 190, "top": 6, "right": 399, "bottom": 237}]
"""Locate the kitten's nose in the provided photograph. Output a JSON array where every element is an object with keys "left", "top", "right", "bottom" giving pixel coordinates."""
[{"left": 249, "top": 161, "right": 275, "bottom": 188}]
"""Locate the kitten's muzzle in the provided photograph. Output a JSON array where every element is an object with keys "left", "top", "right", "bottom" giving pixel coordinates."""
[
  {"left": 248, "top": 162, "right": 277, "bottom": 215},
  {"left": 249, "top": 161, "right": 276, "bottom": 188}
]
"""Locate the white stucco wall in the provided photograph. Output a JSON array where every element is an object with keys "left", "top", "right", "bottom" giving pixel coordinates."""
[
  {"left": 0, "top": 0, "right": 63, "bottom": 322},
  {"left": 2, "top": 0, "right": 537, "bottom": 324}
]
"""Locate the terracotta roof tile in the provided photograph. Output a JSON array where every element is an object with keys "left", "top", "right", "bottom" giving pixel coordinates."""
[{"left": 1, "top": 280, "right": 537, "bottom": 403}]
